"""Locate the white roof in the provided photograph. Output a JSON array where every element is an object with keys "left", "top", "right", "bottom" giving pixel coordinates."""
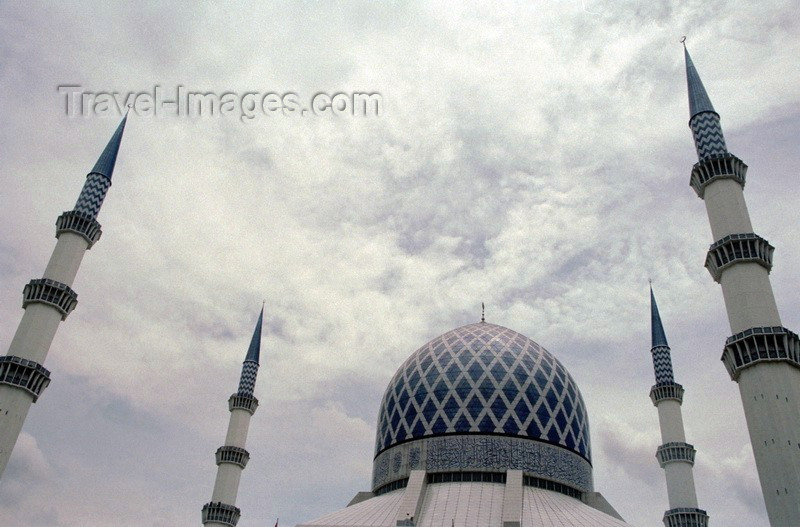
[{"left": 297, "top": 483, "right": 633, "bottom": 527}]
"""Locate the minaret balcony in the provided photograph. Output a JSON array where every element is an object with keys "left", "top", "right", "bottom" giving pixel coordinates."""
[
  {"left": 215, "top": 446, "right": 250, "bottom": 468},
  {"left": 201, "top": 501, "right": 241, "bottom": 526},
  {"left": 663, "top": 507, "right": 709, "bottom": 527},
  {"left": 228, "top": 394, "right": 259, "bottom": 415},
  {"left": 705, "top": 233, "right": 774, "bottom": 283},
  {"left": 56, "top": 210, "right": 102, "bottom": 248},
  {"left": 722, "top": 326, "right": 800, "bottom": 381},
  {"left": 655, "top": 442, "right": 696, "bottom": 468},
  {"left": 690, "top": 153, "right": 747, "bottom": 198},
  {"left": 649, "top": 382, "right": 684, "bottom": 406},
  {"left": 0, "top": 356, "right": 51, "bottom": 402},
  {"left": 22, "top": 279, "right": 78, "bottom": 320}
]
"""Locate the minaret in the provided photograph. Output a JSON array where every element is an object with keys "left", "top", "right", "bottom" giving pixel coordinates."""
[
  {"left": 684, "top": 43, "right": 800, "bottom": 526},
  {"left": 202, "top": 306, "right": 264, "bottom": 527},
  {"left": 648, "top": 286, "right": 709, "bottom": 527},
  {"left": 0, "top": 115, "right": 128, "bottom": 478}
]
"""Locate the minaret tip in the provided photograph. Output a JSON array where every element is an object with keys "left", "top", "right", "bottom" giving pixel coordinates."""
[
  {"left": 683, "top": 40, "right": 717, "bottom": 118},
  {"left": 481, "top": 302, "right": 485, "bottom": 323},
  {"left": 244, "top": 305, "right": 264, "bottom": 364},
  {"left": 650, "top": 286, "right": 669, "bottom": 349},
  {"left": 89, "top": 114, "right": 128, "bottom": 180}
]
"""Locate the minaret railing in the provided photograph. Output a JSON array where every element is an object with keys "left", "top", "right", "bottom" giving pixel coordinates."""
[
  {"left": 56, "top": 210, "right": 103, "bottom": 247},
  {"left": 689, "top": 153, "right": 747, "bottom": 197},
  {"left": 201, "top": 502, "right": 241, "bottom": 526},
  {"left": 0, "top": 356, "right": 51, "bottom": 402},
  {"left": 215, "top": 446, "right": 250, "bottom": 468},
  {"left": 705, "top": 233, "right": 773, "bottom": 283},
  {"left": 722, "top": 326, "right": 800, "bottom": 380},
  {"left": 22, "top": 279, "right": 79, "bottom": 320},
  {"left": 663, "top": 507, "right": 710, "bottom": 527}
]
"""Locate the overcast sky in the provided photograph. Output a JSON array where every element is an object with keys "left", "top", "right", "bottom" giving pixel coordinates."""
[{"left": 1, "top": 1, "right": 798, "bottom": 526}]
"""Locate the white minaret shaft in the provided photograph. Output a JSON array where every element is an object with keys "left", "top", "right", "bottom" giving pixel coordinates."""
[
  {"left": 202, "top": 307, "right": 264, "bottom": 527},
  {"left": 684, "top": 44, "right": 800, "bottom": 526},
  {"left": 648, "top": 287, "right": 709, "bottom": 527},
  {"left": 0, "top": 116, "right": 128, "bottom": 478}
]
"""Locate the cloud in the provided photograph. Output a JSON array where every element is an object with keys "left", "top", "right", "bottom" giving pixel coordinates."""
[{"left": 1, "top": 1, "right": 799, "bottom": 526}]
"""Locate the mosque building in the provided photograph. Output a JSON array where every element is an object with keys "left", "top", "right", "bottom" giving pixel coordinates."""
[{"left": 0, "top": 41, "right": 798, "bottom": 527}]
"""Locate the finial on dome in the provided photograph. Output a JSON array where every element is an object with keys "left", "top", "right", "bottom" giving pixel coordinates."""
[{"left": 481, "top": 302, "right": 485, "bottom": 323}]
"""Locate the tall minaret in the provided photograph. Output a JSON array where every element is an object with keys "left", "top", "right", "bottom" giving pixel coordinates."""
[
  {"left": 684, "top": 43, "right": 800, "bottom": 526},
  {"left": 202, "top": 306, "right": 264, "bottom": 527},
  {"left": 0, "top": 115, "right": 128, "bottom": 478},
  {"left": 648, "top": 286, "right": 709, "bottom": 527}
]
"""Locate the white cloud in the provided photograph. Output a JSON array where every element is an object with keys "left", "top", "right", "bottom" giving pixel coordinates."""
[{"left": 1, "top": 1, "right": 799, "bottom": 526}]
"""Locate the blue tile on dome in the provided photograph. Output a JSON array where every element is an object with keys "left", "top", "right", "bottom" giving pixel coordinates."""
[
  {"left": 525, "top": 419, "right": 541, "bottom": 438},
  {"left": 454, "top": 413, "right": 472, "bottom": 432},
  {"left": 562, "top": 397, "right": 573, "bottom": 417},
  {"left": 422, "top": 399, "right": 438, "bottom": 421},
  {"left": 412, "top": 385, "right": 428, "bottom": 405},
  {"left": 390, "top": 409, "right": 401, "bottom": 430},
  {"left": 431, "top": 416, "right": 448, "bottom": 434},
  {"left": 454, "top": 378, "right": 472, "bottom": 399},
  {"left": 503, "top": 417, "right": 520, "bottom": 435},
  {"left": 478, "top": 377, "right": 495, "bottom": 401},
  {"left": 501, "top": 382, "right": 519, "bottom": 403},
  {"left": 544, "top": 387, "right": 559, "bottom": 411},
  {"left": 397, "top": 389, "right": 410, "bottom": 411},
  {"left": 467, "top": 362, "right": 483, "bottom": 382},
  {"left": 489, "top": 361, "right": 507, "bottom": 383},
  {"left": 478, "top": 413, "right": 496, "bottom": 433},
  {"left": 552, "top": 374, "right": 564, "bottom": 394},
  {"left": 407, "top": 369, "right": 421, "bottom": 391},
  {"left": 395, "top": 426, "right": 407, "bottom": 442},
  {"left": 444, "top": 361, "right": 461, "bottom": 382},
  {"left": 514, "top": 399, "right": 532, "bottom": 424},
  {"left": 432, "top": 378, "right": 449, "bottom": 397},
  {"left": 564, "top": 431, "right": 576, "bottom": 450},
  {"left": 534, "top": 374, "right": 550, "bottom": 392},
  {"left": 555, "top": 408, "right": 568, "bottom": 432},
  {"left": 535, "top": 403, "right": 551, "bottom": 429},
  {"left": 512, "top": 364, "right": 528, "bottom": 386},
  {"left": 464, "top": 394, "right": 483, "bottom": 422},
  {"left": 547, "top": 424, "right": 561, "bottom": 444},
  {"left": 501, "top": 350, "right": 515, "bottom": 367},
  {"left": 412, "top": 418, "right": 426, "bottom": 437},
  {"left": 490, "top": 395, "right": 508, "bottom": 418},
  {"left": 420, "top": 355, "right": 433, "bottom": 373}
]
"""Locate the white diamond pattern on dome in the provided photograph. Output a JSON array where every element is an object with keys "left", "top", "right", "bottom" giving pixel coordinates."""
[{"left": 375, "top": 323, "right": 590, "bottom": 461}]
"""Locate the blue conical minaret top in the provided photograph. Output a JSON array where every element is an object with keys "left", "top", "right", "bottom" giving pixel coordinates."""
[
  {"left": 244, "top": 305, "right": 263, "bottom": 365},
  {"left": 237, "top": 305, "right": 263, "bottom": 397},
  {"left": 73, "top": 114, "right": 129, "bottom": 220},
  {"left": 90, "top": 112, "right": 128, "bottom": 180},
  {"left": 683, "top": 43, "right": 716, "bottom": 119},
  {"left": 650, "top": 286, "right": 669, "bottom": 349}
]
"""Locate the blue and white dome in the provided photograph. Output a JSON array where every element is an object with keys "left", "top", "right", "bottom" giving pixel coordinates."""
[{"left": 372, "top": 322, "right": 593, "bottom": 493}]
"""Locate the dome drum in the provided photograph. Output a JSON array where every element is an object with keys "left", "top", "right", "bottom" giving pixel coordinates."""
[{"left": 371, "top": 434, "right": 593, "bottom": 493}]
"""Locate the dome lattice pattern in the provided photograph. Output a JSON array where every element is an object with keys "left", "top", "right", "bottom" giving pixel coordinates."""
[{"left": 375, "top": 323, "right": 590, "bottom": 461}]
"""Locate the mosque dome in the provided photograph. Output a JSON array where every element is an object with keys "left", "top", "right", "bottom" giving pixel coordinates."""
[{"left": 371, "top": 322, "right": 593, "bottom": 495}]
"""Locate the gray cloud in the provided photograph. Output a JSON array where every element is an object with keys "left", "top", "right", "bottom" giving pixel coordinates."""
[{"left": 1, "top": 1, "right": 798, "bottom": 526}]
